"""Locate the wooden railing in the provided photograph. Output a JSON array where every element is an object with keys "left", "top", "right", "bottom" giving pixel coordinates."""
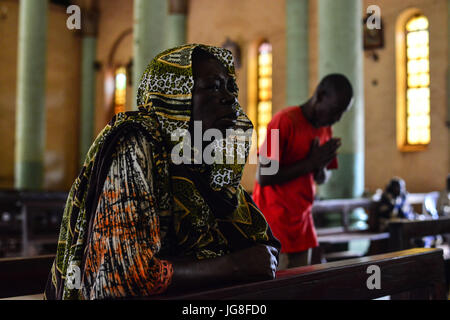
[
  {"left": 0, "top": 190, "right": 67, "bottom": 257},
  {"left": 0, "top": 249, "right": 446, "bottom": 300},
  {"left": 0, "top": 254, "right": 54, "bottom": 299},
  {"left": 0, "top": 192, "right": 448, "bottom": 300},
  {"left": 312, "top": 197, "right": 386, "bottom": 262},
  {"left": 158, "top": 248, "right": 447, "bottom": 300},
  {"left": 312, "top": 193, "right": 428, "bottom": 233},
  {"left": 312, "top": 197, "right": 372, "bottom": 233},
  {"left": 389, "top": 217, "right": 450, "bottom": 252}
]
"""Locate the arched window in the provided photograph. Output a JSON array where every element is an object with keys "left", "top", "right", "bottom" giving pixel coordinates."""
[
  {"left": 396, "top": 13, "right": 430, "bottom": 151},
  {"left": 257, "top": 42, "right": 272, "bottom": 147},
  {"left": 114, "top": 67, "right": 127, "bottom": 115}
]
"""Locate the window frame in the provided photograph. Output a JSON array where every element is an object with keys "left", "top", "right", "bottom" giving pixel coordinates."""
[
  {"left": 113, "top": 66, "right": 127, "bottom": 115},
  {"left": 396, "top": 11, "right": 431, "bottom": 152},
  {"left": 256, "top": 40, "right": 273, "bottom": 148}
]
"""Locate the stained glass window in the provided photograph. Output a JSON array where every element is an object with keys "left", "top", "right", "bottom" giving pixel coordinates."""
[
  {"left": 257, "top": 42, "right": 272, "bottom": 147},
  {"left": 114, "top": 67, "right": 127, "bottom": 115},
  {"left": 404, "top": 15, "right": 430, "bottom": 146}
]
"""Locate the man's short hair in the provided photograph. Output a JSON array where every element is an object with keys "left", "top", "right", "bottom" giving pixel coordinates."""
[{"left": 317, "top": 74, "right": 354, "bottom": 108}]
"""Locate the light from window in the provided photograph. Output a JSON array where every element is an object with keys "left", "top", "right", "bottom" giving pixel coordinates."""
[
  {"left": 405, "top": 15, "right": 430, "bottom": 145},
  {"left": 114, "top": 67, "right": 127, "bottom": 115},
  {"left": 257, "top": 42, "right": 272, "bottom": 147}
]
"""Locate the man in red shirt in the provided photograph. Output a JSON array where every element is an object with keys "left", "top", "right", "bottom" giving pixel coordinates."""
[{"left": 253, "top": 74, "right": 354, "bottom": 269}]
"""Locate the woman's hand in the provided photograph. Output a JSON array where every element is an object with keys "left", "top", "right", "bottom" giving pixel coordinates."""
[
  {"left": 230, "top": 244, "right": 278, "bottom": 282},
  {"left": 169, "top": 244, "right": 279, "bottom": 293}
]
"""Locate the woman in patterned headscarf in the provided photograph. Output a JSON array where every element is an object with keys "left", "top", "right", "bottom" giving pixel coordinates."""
[{"left": 44, "top": 44, "right": 280, "bottom": 300}]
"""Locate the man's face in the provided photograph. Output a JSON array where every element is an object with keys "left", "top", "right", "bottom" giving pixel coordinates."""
[
  {"left": 191, "top": 56, "right": 238, "bottom": 135},
  {"left": 312, "top": 92, "right": 353, "bottom": 128}
]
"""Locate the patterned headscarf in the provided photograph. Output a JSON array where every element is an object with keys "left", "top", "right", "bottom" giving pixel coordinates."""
[
  {"left": 45, "top": 44, "right": 278, "bottom": 300},
  {"left": 137, "top": 44, "right": 253, "bottom": 202}
]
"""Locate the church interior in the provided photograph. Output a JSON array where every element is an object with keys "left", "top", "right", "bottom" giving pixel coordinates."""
[{"left": 0, "top": 0, "right": 449, "bottom": 300}]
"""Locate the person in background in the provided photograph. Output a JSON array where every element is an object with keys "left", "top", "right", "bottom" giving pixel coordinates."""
[
  {"left": 253, "top": 74, "right": 353, "bottom": 269},
  {"left": 370, "top": 177, "right": 415, "bottom": 233},
  {"left": 370, "top": 177, "right": 443, "bottom": 248}
]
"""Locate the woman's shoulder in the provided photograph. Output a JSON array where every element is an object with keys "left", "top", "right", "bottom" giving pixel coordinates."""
[
  {"left": 113, "top": 129, "right": 153, "bottom": 164},
  {"left": 87, "top": 113, "right": 159, "bottom": 171},
  {"left": 98, "top": 111, "right": 162, "bottom": 154},
  {"left": 110, "top": 111, "right": 161, "bottom": 140}
]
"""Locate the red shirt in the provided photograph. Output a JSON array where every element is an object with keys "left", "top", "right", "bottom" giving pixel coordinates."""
[{"left": 253, "top": 106, "right": 337, "bottom": 253}]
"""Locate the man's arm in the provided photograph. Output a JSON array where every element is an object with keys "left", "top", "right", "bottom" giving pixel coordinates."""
[
  {"left": 314, "top": 167, "right": 332, "bottom": 185},
  {"left": 257, "top": 156, "right": 315, "bottom": 187},
  {"left": 257, "top": 137, "right": 340, "bottom": 187}
]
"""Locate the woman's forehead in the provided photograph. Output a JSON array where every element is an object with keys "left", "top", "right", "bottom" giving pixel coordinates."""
[{"left": 193, "top": 57, "right": 229, "bottom": 79}]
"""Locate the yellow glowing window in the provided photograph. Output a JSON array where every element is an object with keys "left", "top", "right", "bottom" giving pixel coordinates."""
[
  {"left": 405, "top": 15, "right": 430, "bottom": 146},
  {"left": 114, "top": 67, "right": 127, "bottom": 115},
  {"left": 257, "top": 42, "right": 272, "bottom": 147}
]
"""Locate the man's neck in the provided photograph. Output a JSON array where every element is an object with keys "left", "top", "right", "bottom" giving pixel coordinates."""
[{"left": 301, "top": 100, "right": 318, "bottom": 127}]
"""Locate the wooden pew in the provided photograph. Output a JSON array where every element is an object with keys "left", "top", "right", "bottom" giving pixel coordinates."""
[
  {"left": 388, "top": 217, "right": 450, "bottom": 290},
  {"left": 312, "top": 198, "right": 389, "bottom": 262},
  {"left": 17, "top": 191, "right": 66, "bottom": 256},
  {"left": 313, "top": 196, "right": 450, "bottom": 287},
  {"left": 388, "top": 217, "right": 450, "bottom": 252},
  {"left": 0, "top": 190, "right": 67, "bottom": 257},
  {"left": 311, "top": 194, "right": 432, "bottom": 262},
  {"left": 160, "top": 248, "right": 447, "bottom": 300},
  {"left": 1, "top": 249, "right": 446, "bottom": 300},
  {"left": 313, "top": 197, "right": 372, "bottom": 233},
  {"left": 0, "top": 254, "right": 54, "bottom": 299},
  {"left": 312, "top": 193, "right": 428, "bottom": 233}
]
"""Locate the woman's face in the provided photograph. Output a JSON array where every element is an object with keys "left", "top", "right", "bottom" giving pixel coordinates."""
[{"left": 191, "top": 53, "right": 238, "bottom": 136}]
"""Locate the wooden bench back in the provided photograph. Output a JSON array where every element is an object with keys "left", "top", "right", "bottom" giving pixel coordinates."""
[
  {"left": 1, "top": 249, "right": 446, "bottom": 300},
  {"left": 312, "top": 194, "right": 429, "bottom": 233},
  {"left": 160, "top": 248, "right": 447, "bottom": 300},
  {"left": 0, "top": 190, "right": 67, "bottom": 256},
  {"left": 389, "top": 217, "right": 450, "bottom": 251},
  {"left": 0, "top": 254, "right": 54, "bottom": 299}
]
